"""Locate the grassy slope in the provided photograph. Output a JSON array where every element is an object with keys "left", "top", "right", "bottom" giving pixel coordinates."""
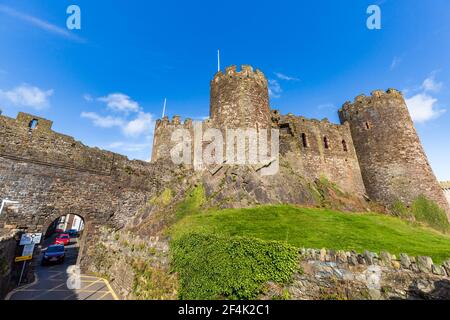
[{"left": 170, "top": 205, "right": 450, "bottom": 263}]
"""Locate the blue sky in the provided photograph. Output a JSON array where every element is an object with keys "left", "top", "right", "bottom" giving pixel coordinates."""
[{"left": 0, "top": 0, "right": 449, "bottom": 180}]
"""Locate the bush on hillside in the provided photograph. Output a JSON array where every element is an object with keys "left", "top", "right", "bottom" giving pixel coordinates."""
[
  {"left": 171, "top": 232, "right": 298, "bottom": 300},
  {"left": 411, "top": 195, "right": 449, "bottom": 233}
]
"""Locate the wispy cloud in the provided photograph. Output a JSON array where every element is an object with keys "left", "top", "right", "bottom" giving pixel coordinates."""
[
  {"left": 274, "top": 72, "right": 300, "bottom": 81},
  {"left": 81, "top": 92, "right": 155, "bottom": 139},
  {"left": 98, "top": 93, "right": 140, "bottom": 114},
  {"left": 268, "top": 79, "right": 282, "bottom": 98},
  {"left": 390, "top": 56, "right": 402, "bottom": 70},
  {"left": 421, "top": 73, "right": 443, "bottom": 93},
  {"left": 80, "top": 112, "right": 124, "bottom": 128},
  {"left": 0, "top": 5, "right": 85, "bottom": 43},
  {"left": 0, "top": 84, "right": 54, "bottom": 110},
  {"left": 405, "top": 73, "right": 446, "bottom": 123},
  {"left": 406, "top": 94, "right": 445, "bottom": 123}
]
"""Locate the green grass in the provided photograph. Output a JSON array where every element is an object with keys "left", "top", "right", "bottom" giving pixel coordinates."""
[{"left": 170, "top": 205, "right": 450, "bottom": 263}]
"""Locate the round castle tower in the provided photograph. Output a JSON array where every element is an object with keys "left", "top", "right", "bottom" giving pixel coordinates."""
[
  {"left": 210, "top": 65, "right": 271, "bottom": 130},
  {"left": 339, "top": 89, "right": 450, "bottom": 216}
]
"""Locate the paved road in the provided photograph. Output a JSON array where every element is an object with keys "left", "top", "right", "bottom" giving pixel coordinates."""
[{"left": 6, "top": 237, "right": 118, "bottom": 300}]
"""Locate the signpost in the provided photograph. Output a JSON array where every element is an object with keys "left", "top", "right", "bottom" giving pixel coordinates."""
[{"left": 16, "top": 233, "right": 41, "bottom": 286}]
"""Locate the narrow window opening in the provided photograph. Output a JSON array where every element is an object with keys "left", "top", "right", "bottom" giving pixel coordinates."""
[
  {"left": 365, "top": 122, "right": 371, "bottom": 130},
  {"left": 342, "top": 140, "right": 348, "bottom": 152},
  {"left": 29, "top": 119, "right": 38, "bottom": 130},
  {"left": 301, "top": 133, "right": 308, "bottom": 148},
  {"left": 324, "top": 136, "right": 330, "bottom": 149}
]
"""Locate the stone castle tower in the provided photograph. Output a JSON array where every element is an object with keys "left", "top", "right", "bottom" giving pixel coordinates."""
[
  {"left": 339, "top": 89, "right": 450, "bottom": 213},
  {"left": 210, "top": 65, "right": 271, "bottom": 129},
  {"left": 151, "top": 65, "right": 449, "bottom": 216}
]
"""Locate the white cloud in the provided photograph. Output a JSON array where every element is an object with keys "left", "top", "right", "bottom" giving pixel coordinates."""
[
  {"left": 81, "top": 110, "right": 153, "bottom": 137},
  {"left": 268, "top": 79, "right": 282, "bottom": 98},
  {"left": 108, "top": 141, "right": 152, "bottom": 152},
  {"left": 123, "top": 112, "right": 154, "bottom": 137},
  {"left": 83, "top": 94, "right": 93, "bottom": 102},
  {"left": 80, "top": 112, "right": 124, "bottom": 128},
  {"left": 0, "top": 84, "right": 53, "bottom": 110},
  {"left": 274, "top": 72, "right": 299, "bottom": 81},
  {"left": 0, "top": 5, "right": 85, "bottom": 43},
  {"left": 98, "top": 93, "right": 140, "bottom": 113},
  {"left": 390, "top": 56, "right": 401, "bottom": 70},
  {"left": 405, "top": 93, "right": 446, "bottom": 123},
  {"left": 421, "top": 74, "right": 443, "bottom": 93}
]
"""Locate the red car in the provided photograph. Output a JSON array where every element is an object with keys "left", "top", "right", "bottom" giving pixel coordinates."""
[{"left": 54, "top": 233, "right": 70, "bottom": 246}]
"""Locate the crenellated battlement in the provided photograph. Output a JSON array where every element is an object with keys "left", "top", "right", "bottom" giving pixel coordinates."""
[
  {"left": 212, "top": 65, "right": 268, "bottom": 87},
  {"left": 155, "top": 115, "right": 195, "bottom": 129},
  {"left": 340, "top": 88, "right": 404, "bottom": 113}
]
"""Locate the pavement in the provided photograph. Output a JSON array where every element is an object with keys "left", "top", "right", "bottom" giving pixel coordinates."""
[{"left": 6, "top": 236, "right": 118, "bottom": 301}]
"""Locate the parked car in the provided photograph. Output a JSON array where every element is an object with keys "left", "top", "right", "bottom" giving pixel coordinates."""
[
  {"left": 42, "top": 245, "right": 65, "bottom": 265},
  {"left": 66, "top": 229, "right": 79, "bottom": 237},
  {"left": 54, "top": 233, "right": 70, "bottom": 246}
]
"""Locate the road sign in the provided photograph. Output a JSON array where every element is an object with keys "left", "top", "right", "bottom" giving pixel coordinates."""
[
  {"left": 15, "top": 255, "right": 32, "bottom": 262},
  {"left": 22, "top": 243, "right": 35, "bottom": 257},
  {"left": 19, "top": 233, "right": 42, "bottom": 245},
  {"left": 19, "top": 233, "right": 32, "bottom": 245},
  {"left": 30, "top": 233, "right": 42, "bottom": 244}
]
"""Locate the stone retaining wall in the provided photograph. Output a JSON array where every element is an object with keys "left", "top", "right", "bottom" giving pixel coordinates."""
[
  {"left": 0, "top": 231, "right": 20, "bottom": 299},
  {"left": 265, "top": 248, "right": 450, "bottom": 300}
]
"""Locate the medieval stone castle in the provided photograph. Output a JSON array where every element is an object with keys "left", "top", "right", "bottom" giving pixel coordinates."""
[
  {"left": 151, "top": 65, "right": 450, "bottom": 215},
  {"left": 0, "top": 63, "right": 449, "bottom": 243}
]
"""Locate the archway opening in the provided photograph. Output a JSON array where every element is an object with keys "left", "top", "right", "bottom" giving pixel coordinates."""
[{"left": 41, "top": 214, "right": 85, "bottom": 267}]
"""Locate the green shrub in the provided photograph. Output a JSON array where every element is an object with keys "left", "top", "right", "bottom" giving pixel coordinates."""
[
  {"left": 411, "top": 195, "right": 449, "bottom": 233},
  {"left": 171, "top": 232, "right": 298, "bottom": 300},
  {"left": 391, "top": 200, "right": 413, "bottom": 219}
]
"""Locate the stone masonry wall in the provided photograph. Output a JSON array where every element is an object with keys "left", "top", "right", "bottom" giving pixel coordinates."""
[
  {"left": 275, "top": 113, "right": 367, "bottom": 196},
  {"left": 339, "top": 90, "right": 450, "bottom": 216},
  {"left": 0, "top": 112, "right": 181, "bottom": 269},
  {"left": 87, "top": 227, "right": 177, "bottom": 300},
  {"left": 210, "top": 65, "right": 271, "bottom": 130},
  {"left": 265, "top": 248, "right": 450, "bottom": 300},
  {"left": 0, "top": 231, "right": 20, "bottom": 299},
  {"left": 441, "top": 182, "right": 450, "bottom": 206}
]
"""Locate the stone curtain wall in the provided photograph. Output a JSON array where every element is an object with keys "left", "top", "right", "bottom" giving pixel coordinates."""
[
  {"left": 441, "top": 182, "right": 450, "bottom": 206},
  {"left": 0, "top": 112, "right": 179, "bottom": 269},
  {"left": 339, "top": 90, "right": 450, "bottom": 215},
  {"left": 265, "top": 248, "right": 450, "bottom": 300},
  {"left": 0, "top": 231, "right": 19, "bottom": 299},
  {"left": 87, "top": 227, "right": 176, "bottom": 300},
  {"left": 276, "top": 114, "right": 367, "bottom": 196}
]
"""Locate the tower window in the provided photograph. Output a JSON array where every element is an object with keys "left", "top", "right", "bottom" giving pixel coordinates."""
[
  {"left": 29, "top": 119, "right": 38, "bottom": 130},
  {"left": 365, "top": 122, "right": 371, "bottom": 130},
  {"left": 301, "top": 133, "right": 308, "bottom": 148},
  {"left": 342, "top": 140, "right": 348, "bottom": 152},
  {"left": 324, "top": 136, "right": 330, "bottom": 149}
]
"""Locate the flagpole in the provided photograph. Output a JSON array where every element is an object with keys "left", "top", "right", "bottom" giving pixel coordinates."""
[
  {"left": 162, "top": 98, "right": 167, "bottom": 118},
  {"left": 217, "top": 49, "right": 220, "bottom": 72}
]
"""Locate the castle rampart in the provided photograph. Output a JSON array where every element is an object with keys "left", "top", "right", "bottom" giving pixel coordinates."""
[
  {"left": 275, "top": 113, "right": 367, "bottom": 196},
  {"left": 441, "top": 182, "right": 450, "bottom": 206},
  {"left": 339, "top": 89, "right": 450, "bottom": 215}
]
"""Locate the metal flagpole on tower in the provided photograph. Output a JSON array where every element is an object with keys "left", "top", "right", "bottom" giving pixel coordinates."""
[
  {"left": 162, "top": 98, "right": 167, "bottom": 118},
  {"left": 217, "top": 49, "right": 220, "bottom": 72}
]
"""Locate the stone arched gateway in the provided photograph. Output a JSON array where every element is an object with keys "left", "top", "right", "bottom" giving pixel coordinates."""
[{"left": 0, "top": 112, "right": 177, "bottom": 269}]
